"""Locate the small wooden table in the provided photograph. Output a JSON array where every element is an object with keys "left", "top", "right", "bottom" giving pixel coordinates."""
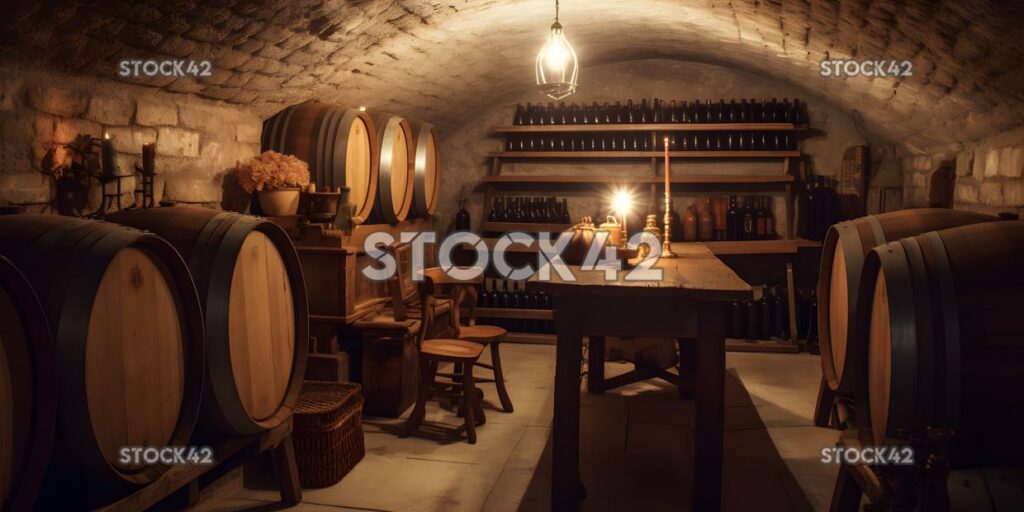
[{"left": 529, "top": 243, "right": 751, "bottom": 511}]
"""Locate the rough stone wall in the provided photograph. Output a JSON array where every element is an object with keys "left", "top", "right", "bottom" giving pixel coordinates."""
[
  {"left": 0, "top": 62, "right": 261, "bottom": 211},
  {"left": 437, "top": 59, "right": 887, "bottom": 235},
  {"left": 901, "top": 126, "right": 1024, "bottom": 217}
]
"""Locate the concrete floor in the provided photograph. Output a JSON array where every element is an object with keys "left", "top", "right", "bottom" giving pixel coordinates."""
[{"left": 203, "top": 343, "right": 841, "bottom": 511}]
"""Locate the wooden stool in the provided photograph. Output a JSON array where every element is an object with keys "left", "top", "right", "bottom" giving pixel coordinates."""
[
  {"left": 457, "top": 324, "right": 514, "bottom": 413},
  {"left": 402, "top": 338, "right": 487, "bottom": 444}
]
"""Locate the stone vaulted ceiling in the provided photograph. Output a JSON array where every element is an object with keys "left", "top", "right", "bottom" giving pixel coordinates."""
[{"left": 3, "top": 0, "right": 1024, "bottom": 150}]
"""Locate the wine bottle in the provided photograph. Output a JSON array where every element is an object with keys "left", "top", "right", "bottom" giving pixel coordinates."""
[
  {"left": 806, "top": 290, "right": 819, "bottom": 354},
  {"left": 683, "top": 204, "right": 698, "bottom": 242},
  {"left": 795, "top": 179, "right": 811, "bottom": 239},
  {"left": 738, "top": 99, "right": 749, "bottom": 123},
  {"left": 639, "top": 99, "right": 649, "bottom": 123},
  {"left": 805, "top": 177, "right": 820, "bottom": 240},
  {"left": 726, "top": 195, "right": 741, "bottom": 241},
  {"left": 488, "top": 197, "right": 500, "bottom": 222},
  {"left": 717, "top": 99, "right": 727, "bottom": 123},
  {"left": 730, "top": 300, "right": 746, "bottom": 339},
  {"left": 755, "top": 196, "right": 768, "bottom": 240},
  {"left": 759, "top": 286, "right": 773, "bottom": 339},
  {"left": 456, "top": 198, "right": 470, "bottom": 230},
  {"left": 513, "top": 104, "right": 524, "bottom": 125},
  {"left": 698, "top": 198, "right": 714, "bottom": 241},
  {"left": 746, "top": 299, "right": 761, "bottom": 340},
  {"left": 773, "top": 285, "right": 789, "bottom": 339},
  {"left": 728, "top": 99, "right": 737, "bottom": 122},
  {"left": 741, "top": 196, "right": 756, "bottom": 241}
]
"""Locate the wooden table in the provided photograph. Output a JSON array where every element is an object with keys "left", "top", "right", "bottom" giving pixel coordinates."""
[{"left": 529, "top": 243, "right": 751, "bottom": 511}]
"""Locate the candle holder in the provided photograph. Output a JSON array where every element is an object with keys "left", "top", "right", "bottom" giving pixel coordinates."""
[{"left": 661, "top": 194, "right": 679, "bottom": 258}]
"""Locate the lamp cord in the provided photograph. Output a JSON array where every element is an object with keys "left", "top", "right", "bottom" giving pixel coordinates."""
[{"left": 555, "top": 0, "right": 559, "bottom": 22}]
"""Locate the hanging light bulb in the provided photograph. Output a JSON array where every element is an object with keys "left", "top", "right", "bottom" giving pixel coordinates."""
[{"left": 535, "top": 0, "right": 578, "bottom": 100}]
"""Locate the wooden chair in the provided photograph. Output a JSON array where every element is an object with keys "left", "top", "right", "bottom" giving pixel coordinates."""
[
  {"left": 448, "top": 283, "right": 514, "bottom": 413},
  {"left": 400, "top": 275, "right": 488, "bottom": 444}
]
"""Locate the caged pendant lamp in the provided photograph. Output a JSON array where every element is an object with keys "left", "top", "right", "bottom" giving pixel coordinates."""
[{"left": 535, "top": 0, "right": 578, "bottom": 100}]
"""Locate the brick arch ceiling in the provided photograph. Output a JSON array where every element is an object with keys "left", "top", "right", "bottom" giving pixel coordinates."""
[{"left": 3, "top": 0, "right": 1024, "bottom": 149}]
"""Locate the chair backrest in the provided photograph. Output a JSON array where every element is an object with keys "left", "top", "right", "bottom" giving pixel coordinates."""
[
  {"left": 414, "top": 276, "right": 435, "bottom": 348},
  {"left": 387, "top": 243, "right": 418, "bottom": 320}
]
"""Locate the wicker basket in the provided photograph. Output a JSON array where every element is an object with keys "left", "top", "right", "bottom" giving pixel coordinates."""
[{"left": 293, "top": 381, "right": 365, "bottom": 488}]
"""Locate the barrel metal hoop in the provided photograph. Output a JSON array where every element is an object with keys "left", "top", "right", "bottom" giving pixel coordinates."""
[
  {"left": 922, "top": 230, "right": 961, "bottom": 430},
  {"left": 375, "top": 117, "right": 399, "bottom": 224},
  {"left": 899, "top": 237, "right": 935, "bottom": 426},
  {"left": 54, "top": 226, "right": 157, "bottom": 485},
  {"left": 865, "top": 214, "right": 886, "bottom": 246},
  {"left": 201, "top": 215, "right": 261, "bottom": 434},
  {"left": 874, "top": 241, "right": 917, "bottom": 445},
  {"left": 0, "top": 257, "right": 56, "bottom": 512}
]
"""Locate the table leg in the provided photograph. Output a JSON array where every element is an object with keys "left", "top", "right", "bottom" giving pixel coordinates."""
[
  {"left": 587, "top": 335, "right": 605, "bottom": 394},
  {"left": 694, "top": 301, "right": 725, "bottom": 511},
  {"left": 552, "top": 305, "right": 585, "bottom": 511}
]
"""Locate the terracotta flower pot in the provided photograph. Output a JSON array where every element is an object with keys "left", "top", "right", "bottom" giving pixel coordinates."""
[{"left": 257, "top": 188, "right": 301, "bottom": 216}]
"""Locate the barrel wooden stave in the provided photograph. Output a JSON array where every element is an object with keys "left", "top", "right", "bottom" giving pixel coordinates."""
[
  {"left": 817, "top": 208, "right": 996, "bottom": 394},
  {"left": 855, "top": 221, "right": 1024, "bottom": 467},
  {"left": 409, "top": 121, "right": 440, "bottom": 218},
  {"left": 109, "top": 206, "right": 308, "bottom": 435},
  {"left": 262, "top": 102, "right": 379, "bottom": 224},
  {"left": 0, "top": 215, "right": 205, "bottom": 489},
  {"left": 369, "top": 113, "right": 415, "bottom": 225},
  {"left": 0, "top": 256, "right": 56, "bottom": 511}
]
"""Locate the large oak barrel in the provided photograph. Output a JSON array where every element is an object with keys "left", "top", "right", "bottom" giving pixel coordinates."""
[
  {"left": 262, "top": 102, "right": 379, "bottom": 224},
  {"left": 0, "top": 256, "right": 56, "bottom": 511},
  {"left": 817, "top": 208, "right": 995, "bottom": 395},
  {"left": 108, "top": 206, "right": 308, "bottom": 435},
  {"left": 369, "top": 112, "right": 415, "bottom": 225},
  {"left": 0, "top": 215, "right": 205, "bottom": 489},
  {"left": 854, "top": 221, "right": 1024, "bottom": 467},
  {"left": 409, "top": 121, "right": 440, "bottom": 218}
]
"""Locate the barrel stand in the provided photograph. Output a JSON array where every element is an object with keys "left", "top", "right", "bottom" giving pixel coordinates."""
[
  {"left": 100, "top": 420, "right": 302, "bottom": 511},
  {"left": 829, "top": 430, "right": 952, "bottom": 512},
  {"left": 814, "top": 377, "right": 856, "bottom": 429}
]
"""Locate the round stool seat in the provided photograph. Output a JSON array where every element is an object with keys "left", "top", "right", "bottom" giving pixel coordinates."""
[
  {"left": 458, "top": 325, "right": 507, "bottom": 343},
  {"left": 421, "top": 339, "right": 485, "bottom": 361}
]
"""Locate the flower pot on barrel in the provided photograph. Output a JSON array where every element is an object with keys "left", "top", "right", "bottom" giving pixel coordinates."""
[{"left": 235, "top": 150, "right": 311, "bottom": 216}]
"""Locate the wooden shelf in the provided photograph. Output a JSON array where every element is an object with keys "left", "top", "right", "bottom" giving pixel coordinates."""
[
  {"left": 481, "top": 174, "right": 794, "bottom": 185},
  {"left": 473, "top": 237, "right": 821, "bottom": 255},
  {"left": 698, "top": 239, "right": 821, "bottom": 255},
  {"left": 476, "top": 308, "right": 553, "bottom": 320},
  {"left": 481, "top": 222, "right": 571, "bottom": 233},
  {"left": 491, "top": 123, "right": 807, "bottom": 134},
  {"left": 725, "top": 338, "right": 800, "bottom": 353},
  {"left": 488, "top": 151, "right": 800, "bottom": 159}
]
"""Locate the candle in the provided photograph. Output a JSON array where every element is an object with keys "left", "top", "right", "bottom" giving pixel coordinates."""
[
  {"left": 664, "top": 136, "right": 670, "bottom": 191},
  {"left": 101, "top": 133, "right": 117, "bottom": 178},
  {"left": 142, "top": 142, "right": 156, "bottom": 176}
]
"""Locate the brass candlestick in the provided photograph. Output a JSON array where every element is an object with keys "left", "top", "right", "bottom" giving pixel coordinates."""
[{"left": 661, "top": 136, "right": 679, "bottom": 258}]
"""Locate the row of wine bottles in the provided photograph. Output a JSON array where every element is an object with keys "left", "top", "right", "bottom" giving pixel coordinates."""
[
  {"left": 658, "top": 195, "right": 776, "bottom": 242},
  {"left": 729, "top": 284, "right": 790, "bottom": 340},
  {"left": 503, "top": 131, "right": 797, "bottom": 152},
  {"left": 794, "top": 176, "right": 839, "bottom": 241},
  {"left": 512, "top": 98, "right": 806, "bottom": 126},
  {"left": 476, "top": 279, "right": 554, "bottom": 334},
  {"left": 487, "top": 196, "right": 572, "bottom": 224}
]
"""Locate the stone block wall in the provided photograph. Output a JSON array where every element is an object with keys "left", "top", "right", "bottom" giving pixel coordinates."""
[
  {"left": 901, "top": 125, "right": 1024, "bottom": 217},
  {"left": 0, "top": 62, "right": 261, "bottom": 211}
]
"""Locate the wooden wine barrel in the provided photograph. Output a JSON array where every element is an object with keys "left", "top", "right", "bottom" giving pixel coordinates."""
[
  {"left": 0, "top": 215, "right": 205, "bottom": 489},
  {"left": 854, "top": 221, "right": 1024, "bottom": 467},
  {"left": 369, "top": 112, "right": 415, "bottom": 225},
  {"left": 262, "top": 102, "right": 379, "bottom": 224},
  {"left": 409, "top": 121, "right": 440, "bottom": 218},
  {"left": 108, "top": 206, "right": 308, "bottom": 435},
  {"left": 817, "top": 208, "right": 995, "bottom": 395},
  {"left": 0, "top": 256, "right": 56, "bottom": 511}
]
